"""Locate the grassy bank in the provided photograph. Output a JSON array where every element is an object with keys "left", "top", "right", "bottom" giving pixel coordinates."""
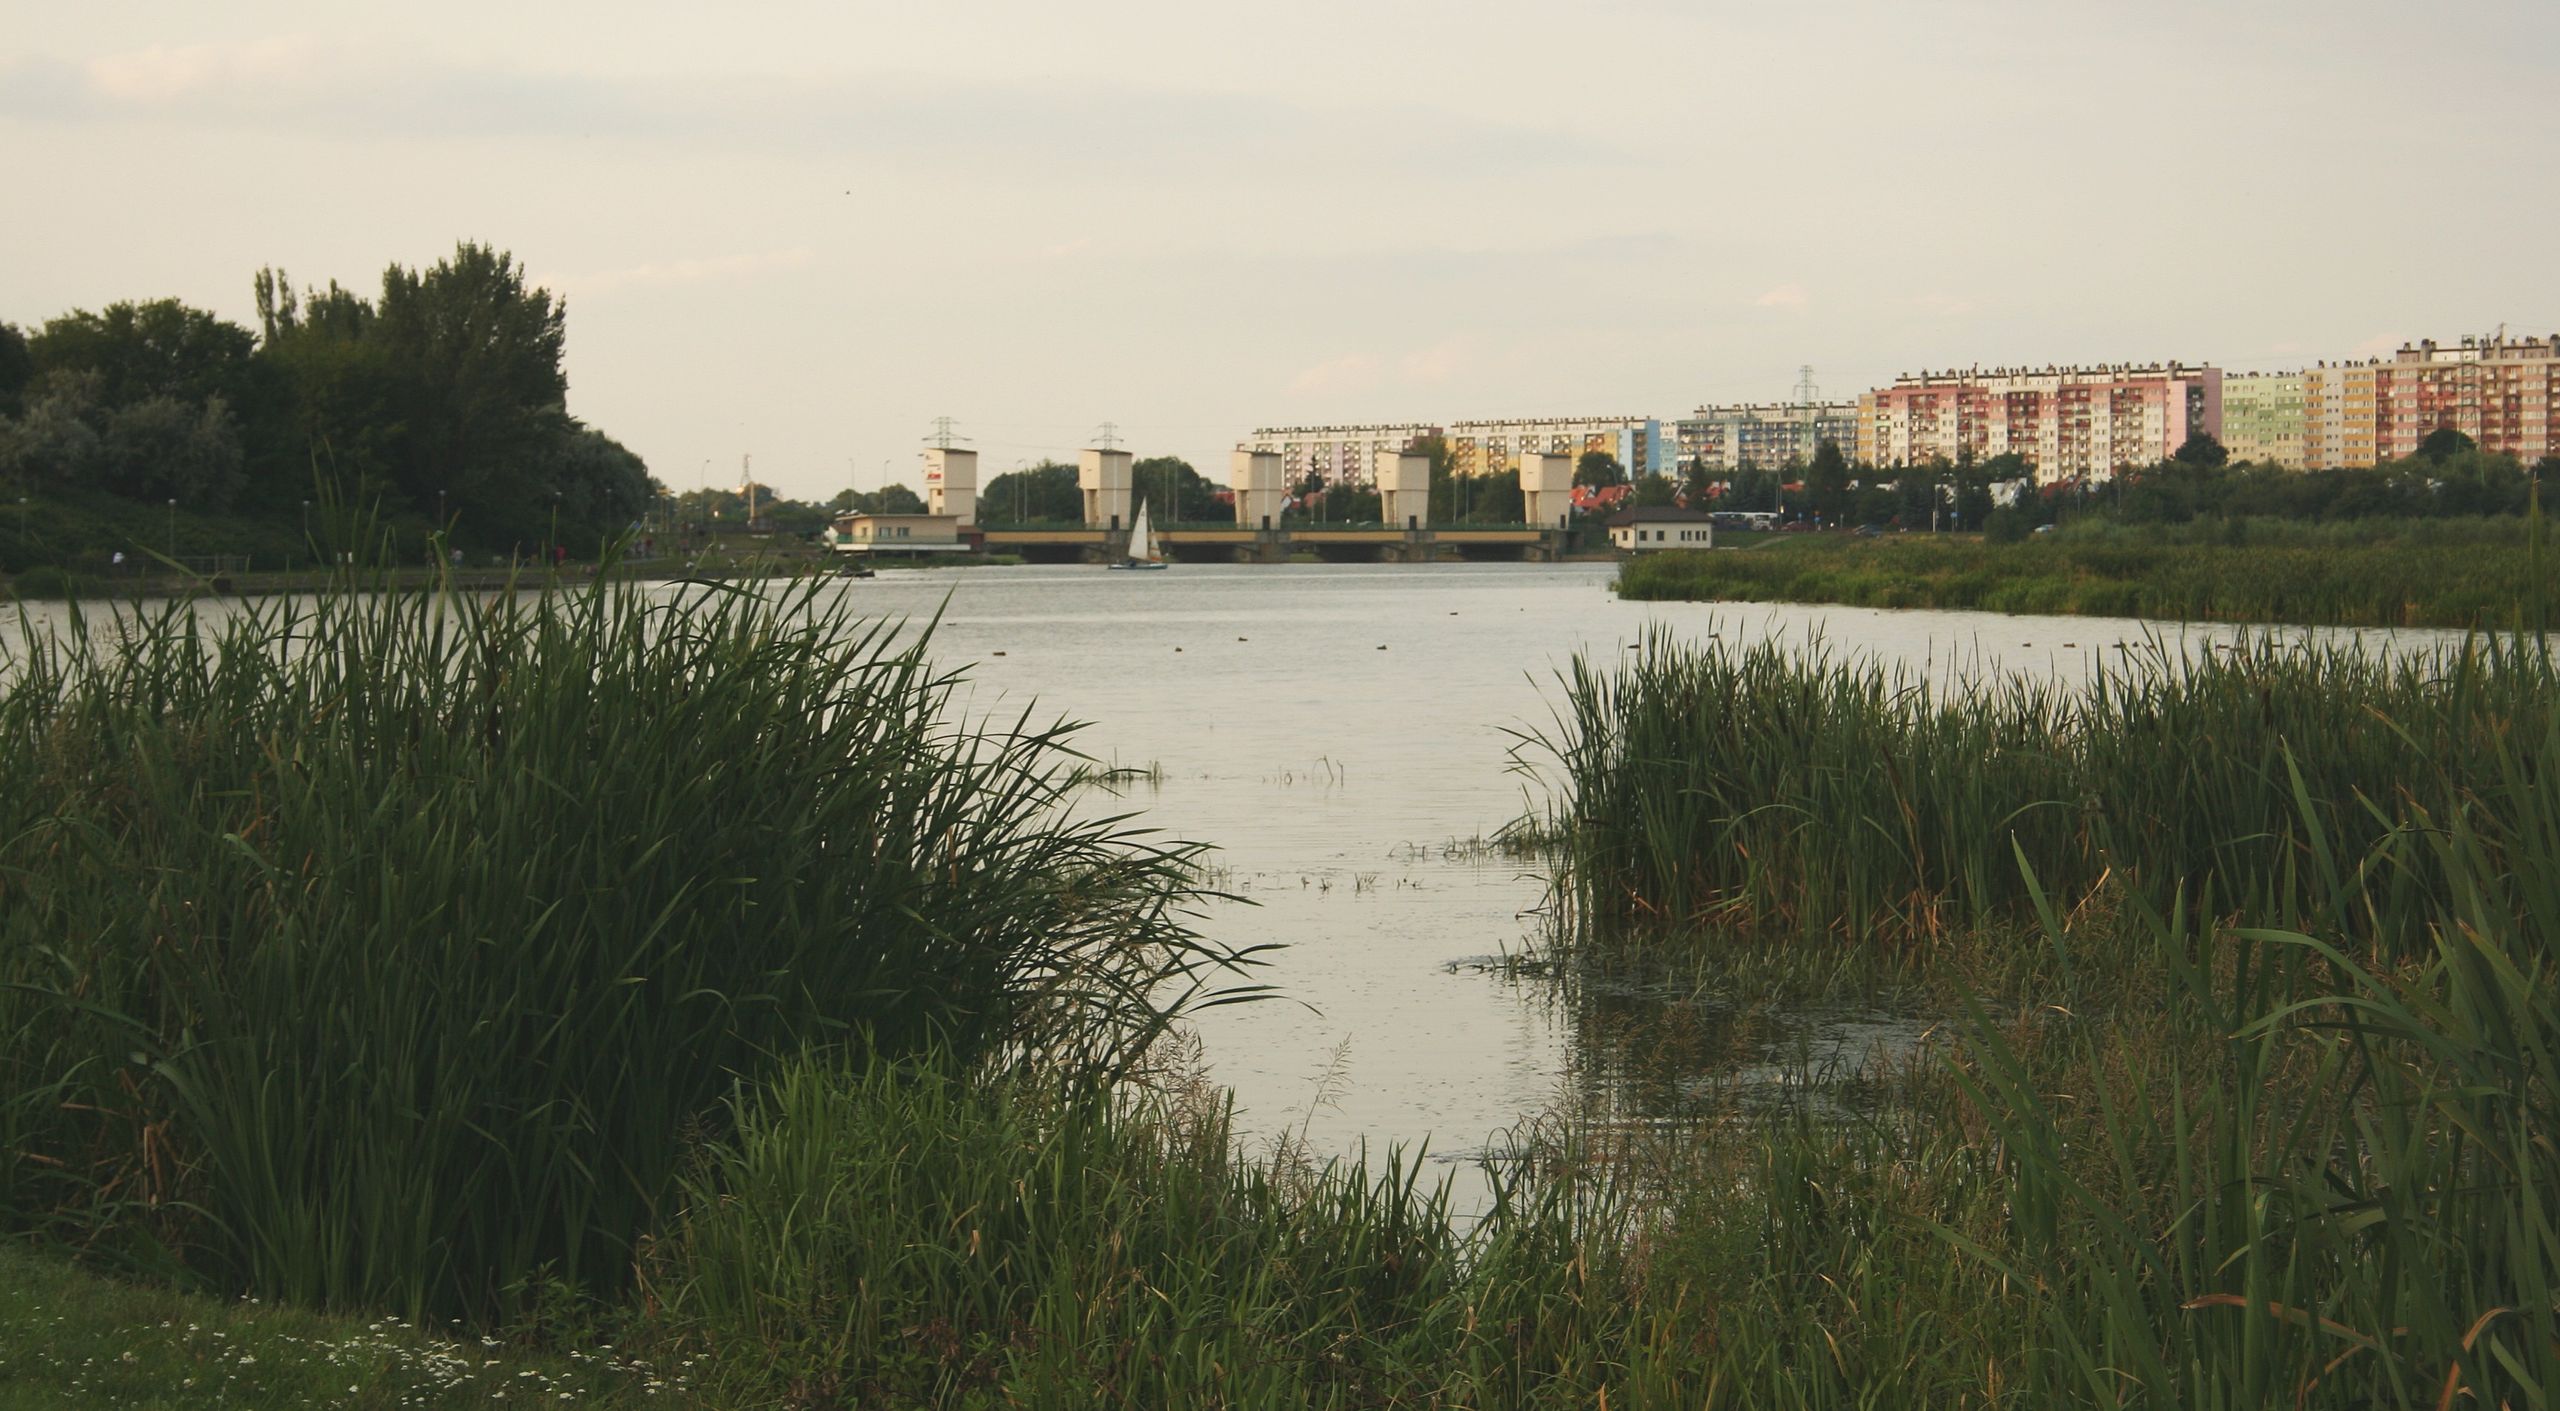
[
  {"left": 1616, "top": 516, "right": 2557, "bottom": 627},
  {"left": 0, "top": 1243, "right": 666, "bottom": 1409}
]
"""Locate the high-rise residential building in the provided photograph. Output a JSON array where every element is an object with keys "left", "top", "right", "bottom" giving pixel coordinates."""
[
  {"left": 1855, "top": 363, "right": 2222, "bottom": 481},
  {"left": 1673, "top": 402, "right": 1860, "bottom": 473},
  {"left": 1244, "top": 424, "right": 1441, "bottom": 489},
  {"left": 2220, "top": 372, "right": 2307, "bottom": 468},
  {"left": 2303, "top": 362, "right": 2380, "bottom": 469},
  {"left": 2371, "top": 335, "right": 2560, "bottom": 463},
  {"left": 1444, "top": 417, "right": 1660, "bottom": 479}
]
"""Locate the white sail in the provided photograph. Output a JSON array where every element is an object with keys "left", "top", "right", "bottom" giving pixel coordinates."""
[{"left": 1128, "top": 501, "right": 1154, "bottom": 563}]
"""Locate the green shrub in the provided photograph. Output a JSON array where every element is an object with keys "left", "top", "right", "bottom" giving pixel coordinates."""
[{"left": 6, "top": 565, "right": 67, "bottom": 598}]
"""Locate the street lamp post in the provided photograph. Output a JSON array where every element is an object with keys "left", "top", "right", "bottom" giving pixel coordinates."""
[{"left": 166, "top": 498, "right": 177, "bottom": 563}]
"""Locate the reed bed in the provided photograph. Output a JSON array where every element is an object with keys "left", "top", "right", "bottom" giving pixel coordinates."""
[
  {"left": 0, "top": 577, "right": 1253, "bottom": 1323},
  {"left": 1617, "top": 524, "right": 2556, "bottom": 628},
  {"left": 1523, "top": 629, "right": 2557, "bottom": 958},
  {"left": 653, "top": 1055, "right": 1638, "bottom": 1408},
  {"left": 1467, "top": 629, "right": 2560, "bottom": 1407}
]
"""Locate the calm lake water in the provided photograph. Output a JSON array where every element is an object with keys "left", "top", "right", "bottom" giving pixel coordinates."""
[
  {"left": 794, "top": 562, "right": 2453, "bottom": 1193},
  {"left": 5, "top": 564, "right": 2453, "bottom": 1207}
]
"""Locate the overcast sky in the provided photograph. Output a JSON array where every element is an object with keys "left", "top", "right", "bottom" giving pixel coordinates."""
[{"left": 6, "top": 1, "right": 2556, "bottom": 500}]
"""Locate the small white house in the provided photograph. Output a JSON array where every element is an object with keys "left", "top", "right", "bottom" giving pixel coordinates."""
[
  {"left": 1608, "top": 506, "right": 1715, "bottom": 553},
  {"left": 823, "top": 512, "right": 974, "bottom": 556}
]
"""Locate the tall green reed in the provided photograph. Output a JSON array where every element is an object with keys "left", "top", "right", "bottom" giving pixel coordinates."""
[
  {"left": 1942, "top": 724, "right": 2558, "bottom": 1406},
  {"left": 1523, "top": 629, "right": 2556, "bottom": 959},
  {"left": 0, "top": 575, "right": 1257, "bottom": 1321},
  {"left": 1616, "top": 529, "right": 2554, "bottom": 628},
  {"left": 659, "top": 1052, "right": 1634, "bottom": 1409}
]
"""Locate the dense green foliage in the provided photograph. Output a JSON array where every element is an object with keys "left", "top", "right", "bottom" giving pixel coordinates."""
[
  {"left": 978, "top": 461, "right": 1082, "bottom": 523},
  {"left": 1676, "top": 440, "right": 2556, "bottom": 534},
  {"left": 656, "top": 1057, "right": 1624, "bottom": 1407},
  {"left": 0, "top": 244, "right": 651, "bottom": 574},
  {"left": 1617, "top": 516, "right": 2558, "bottom": 626},
  {"left": 1495, "top": 634, "right": 2560, "bottom": 1407},
  {"left": 1525, "top": 627, "right": 2553, "bottom": 951},
  {"left": 0, "top": 579, "right": 1251, "bottom": 1322},
  {"left": 976, "top": 457, "right": 1226, "bottom": 526},
  {"left": 4, "top": 600, "right": 2554, "bottom": 1407}
]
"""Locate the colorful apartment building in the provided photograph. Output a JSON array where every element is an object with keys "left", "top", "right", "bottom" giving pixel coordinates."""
[
  {"left": 1855, "top": 363, "right": 2222, "bottom": 481},
  {"left": 1243, "top": 424, "right": 1442, "bottom": 489},
  {"left": 1673, "top": 402, "right": 1860, "bottom": 472},
  {"left": 2303, "top": 362, "right": 2380, "bottom": 469},
  {"left": 2372, "top": 335, "right": 2559, "bottom": 463},
  {"left": 2220, "top": 371, "right": 2307, "bottom": 468},
  {"left": 1444, "top": 417, "right": 1660, "bottom": 480}
]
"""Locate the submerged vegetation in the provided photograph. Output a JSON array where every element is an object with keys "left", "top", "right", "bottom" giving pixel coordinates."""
[{"left": 1617, "top": 514, "right": 2557, "bottom": 627}]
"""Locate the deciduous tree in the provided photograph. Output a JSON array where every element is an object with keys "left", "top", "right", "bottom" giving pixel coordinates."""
[{"left": 1574, "top": 449, "right": 1626, "bottom": 489}]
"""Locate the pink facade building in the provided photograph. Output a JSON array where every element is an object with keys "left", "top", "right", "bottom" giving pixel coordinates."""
[
  {"left": 2371, "top": 335, "right": 2560, "bottom": 464},
  {"left": 1856, "top": 363, "right": 2222, "bottom": 481}
]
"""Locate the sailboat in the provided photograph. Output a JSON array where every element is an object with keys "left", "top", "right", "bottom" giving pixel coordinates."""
[{"left": 1109, "top": 499, "right": 1170, "bottom": 571}]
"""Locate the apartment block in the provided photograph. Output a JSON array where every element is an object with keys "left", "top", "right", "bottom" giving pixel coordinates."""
[
  {"left": 1674, "top": 402, "right": 1860, "bottom": 473},
  {"left": 1444, "top": 416, "right": 1660, "bottom": 479},
  {"left": 1243, "top": 424, "right": 1442, "bottom": 489},
  {"left": 1855, "top": 363, "right": 2222, "bottom": 481},
  {"left": 2303, "top": 362, "right": 2380, "bottom": 469},
  {"left": 2372, "top": 335, "right": 2560, "bottom": 463},
  {"left": 2220, "top": 372, "right": 2307, "bottom": 468}
]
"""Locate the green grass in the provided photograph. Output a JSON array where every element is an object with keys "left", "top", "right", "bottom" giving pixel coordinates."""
[
  {"left": 1617, "top": 515, "right": 2557, "bottom": 627},
  {"left": 0, "top": 1243, "right": 674, "bottom": 1408}
]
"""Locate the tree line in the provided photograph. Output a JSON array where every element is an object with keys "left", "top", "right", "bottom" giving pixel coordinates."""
[
  {"left": 1659, "top": 430, "right": 2560, "bottom": 537},
  {"left": 0, "top": 243, "right": 652, "bottom": 570}
]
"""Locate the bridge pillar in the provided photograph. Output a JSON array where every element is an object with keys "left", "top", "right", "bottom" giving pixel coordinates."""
[
  {"left": 1079, "top": 449, "right": 1133, "bottom": 528},
  {"left": 1520, "top": 450, "right": 1574, "bottom": 530},
  {"left": 1372, "top": 448, "right": 1430, "bottom": 527},
  {"left": 1230, "top": 449, "right": 1284, "bottom": 528}
]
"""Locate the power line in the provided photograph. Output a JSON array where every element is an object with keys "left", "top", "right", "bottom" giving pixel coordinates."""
[{"left": 925, "top": 416, "right": 971, "bottom": 449}]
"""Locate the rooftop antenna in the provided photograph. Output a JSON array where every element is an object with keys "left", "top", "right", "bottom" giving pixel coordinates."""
[
  {"left": 926, "top": 416, "right": 970, "bottom": 449},
  {"left": 1093, "top": 421, "right": 1123, "bottom": 451},
  {"left": 1792, "top": 365, "right": 1822, "bottom": 454}
]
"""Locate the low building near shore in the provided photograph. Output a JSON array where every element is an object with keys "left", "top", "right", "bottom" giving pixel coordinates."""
[
  {"left": 1608, "top": 506, "right": 1715, "bottom": 553},
  {"left": 823, "top": 512, "right": 977, "bottom": 556}
]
